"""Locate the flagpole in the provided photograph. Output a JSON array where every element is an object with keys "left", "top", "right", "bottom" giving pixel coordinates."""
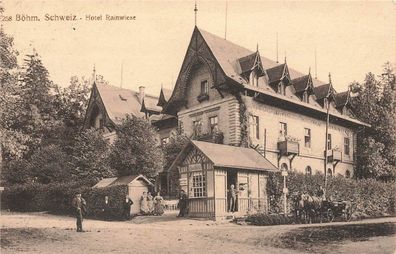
[{"left": 324, "top": 98, "right": 330, "bottom": 194}]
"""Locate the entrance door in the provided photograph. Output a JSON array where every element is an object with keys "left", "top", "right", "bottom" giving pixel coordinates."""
[
  {"left": 128, "top": 180, "right": 149, "bottom": 215},
  {"left": 226, "top": 170, "right": 238, "bottom": 212}
]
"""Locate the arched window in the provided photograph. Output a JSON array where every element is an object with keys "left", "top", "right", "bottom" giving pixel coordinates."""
[
  {"left": 327, "top": 168, "right": 333, "bottom": 177},
  {"left": 305, "top": 166, "right": 312, "bottom": 175},
  {"left": 281, "top": 163, "right": 288, "bottom": 171},
  {"left": 345, "top": 170, "right": 351, "bottom": 178}
]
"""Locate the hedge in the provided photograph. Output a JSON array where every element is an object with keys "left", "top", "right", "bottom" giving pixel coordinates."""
[
  {"left": 246, "top": 213, "right": 293, "bottom": 226},
  {"left": 267, "top": 172, "right": 396, "bottom": 218},
  {"left": 1, "top": 182, "right": 128, "bottom": 220}
]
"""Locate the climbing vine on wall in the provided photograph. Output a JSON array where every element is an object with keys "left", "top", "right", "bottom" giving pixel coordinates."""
[{"left": 235, "top": 93, "right": 249, "bottom": 147}]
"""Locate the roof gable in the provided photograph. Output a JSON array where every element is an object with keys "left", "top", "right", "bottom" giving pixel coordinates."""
[
  {"left": 169, "top": 140, "right": 278, "bottom": 172},
  {"left": 93, "top": 174, "right": 153, "bottom": 188}
]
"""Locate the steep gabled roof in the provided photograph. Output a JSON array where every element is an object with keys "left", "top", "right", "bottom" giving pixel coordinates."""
[
  {"left": 267, "top": 63, "right": 287, "bottom": 84},
  {"left": 334, "top": 91, "right": 350, "bottom": 108},
  {"left": 314, "top": 83, "right": 332, "bottom": 100},
  {"left": 94, "top": 83, "right": 159, "bottom": 124},
  {"left": 169, "top": 140, "right": 279, "bottom": 173},
  {"left": 292, "top": 75, "right": 310, "bottom": 93},
  {"left": 157, "top": 87, "right": 173, "bottom": 107},
  {"left": 141, "top": 95, "right": 162, "bottom": 114}
]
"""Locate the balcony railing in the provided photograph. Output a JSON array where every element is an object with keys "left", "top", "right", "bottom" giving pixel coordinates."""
[
  {"left": 195, "top": 131, "right": 224, "bottom": 144},
  {"left": 277, "top": 140, "right": 299, "bottom": 156},
  {"left": 326, "top": 149, "right": 342, "bottom": 162}
]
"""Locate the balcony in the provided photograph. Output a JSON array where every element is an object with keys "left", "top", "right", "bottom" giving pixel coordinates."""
[
  {"left": 277, "top": 140, "right": 299, "bottom": 156},
  {"left": 197, "top": 93, "right": 209, "bottom": 102},
  {"left": 195, "top": 131, "right": 224, "bottom": 144},
  {"left": 326, "top": 149, "right": 342, "bottom": 162}
]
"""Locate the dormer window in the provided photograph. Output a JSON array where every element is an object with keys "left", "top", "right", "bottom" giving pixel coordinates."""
[
  {"left": 324, "top": 98, "right": 329, "bottom": 108},
  {"left": 302, "top": 91, "right": 309, "bottom": 103},
  {"left": 277, "top": 83, "right": 286, "bottom": 95},
  {"left": 249, "top": 70, "right": 258, "bottom": 87}
]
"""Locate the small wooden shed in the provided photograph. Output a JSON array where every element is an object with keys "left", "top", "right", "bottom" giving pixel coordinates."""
[
  {"left": 93, "top": 175, "right": 154, "bottom": 215},
  {"left": 169, "top": 140, "right": 279, "bottom": 220}
]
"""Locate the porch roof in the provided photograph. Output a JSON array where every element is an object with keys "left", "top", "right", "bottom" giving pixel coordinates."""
[{"left": 170, "top": 140, "right": 279, "bottom": 172}]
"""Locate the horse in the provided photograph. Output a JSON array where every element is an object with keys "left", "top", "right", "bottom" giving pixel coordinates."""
[{"left": 292, "top": 192, "right": 325, "bottom": 223}]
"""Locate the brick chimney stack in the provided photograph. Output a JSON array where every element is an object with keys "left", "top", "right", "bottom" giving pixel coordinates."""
[{"left": 139, "top": 86, "right": 145, "bottom": 103}]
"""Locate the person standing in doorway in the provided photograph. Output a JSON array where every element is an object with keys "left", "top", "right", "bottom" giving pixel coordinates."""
[
  {"left": 71, "top": 193, "right": 86, "bottom": 232},
  {"left": 123, "top": 195, "right": 133, "bottom": 220},
  {"left": 228, "top": 184, "right": 238, "bottom": 213},
  {"left": 177, "top": 190, "right": 188, "bottom": 217}
]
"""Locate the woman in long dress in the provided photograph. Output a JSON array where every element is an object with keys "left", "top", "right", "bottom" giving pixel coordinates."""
[
  {"left": 147, "top": 192, "right": 154, "bottom": 215},
  {"left": 153, "top": 192, "right": 164, "bottom": 216},
  {"left": 140, "top": 192, "right": 149, "bottom": 215}
]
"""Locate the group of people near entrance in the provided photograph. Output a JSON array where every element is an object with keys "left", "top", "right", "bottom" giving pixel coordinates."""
[{"left": 139, "top": 191, "right": 165, "bottom": 216}]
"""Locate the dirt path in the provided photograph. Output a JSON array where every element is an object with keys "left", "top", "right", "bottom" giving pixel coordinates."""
[{"left": 1, "top": 211, "right": 395, "bottom": 254}]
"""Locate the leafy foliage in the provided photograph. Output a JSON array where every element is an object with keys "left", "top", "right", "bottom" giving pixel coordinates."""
[
  {"left": 350, "top": 63, "right": 396, "bottom": 181},
  {"left": 109, "top": 115, "right": 164, "bottom": 177},
  {"left": 268, "top": 172, "right": 395, "bottom": 218},
  {"left": 69, "top": 129, "right": 116, "bottom": 182},
  {"left": 162, "top": 131, "right": 189, "bottom": 196},
  {"left": 1, "top": 182, "right": 128, "bottom": 220}
]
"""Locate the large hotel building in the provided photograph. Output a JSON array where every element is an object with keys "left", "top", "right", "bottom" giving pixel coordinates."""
[{"left": 84, "top": 26, "right": 369, "bottom": 218}]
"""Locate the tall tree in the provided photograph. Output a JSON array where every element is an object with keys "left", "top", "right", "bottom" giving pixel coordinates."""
[
  {"left": 70, "top": 129, "right": 115, "bottom": 183},
  {"left": 350, "top": 63, "right": 396, "bottom": 181},
  {"left": 109, "top": 115, "right": 164, "bottom": 177},
  {"left": 0, "top": 19, "right": 32, "bottom": 165}
]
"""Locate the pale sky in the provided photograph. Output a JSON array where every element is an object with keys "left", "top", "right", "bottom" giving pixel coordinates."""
[{"left": 2, "top": 0, "right": 395, "bottom": 95}]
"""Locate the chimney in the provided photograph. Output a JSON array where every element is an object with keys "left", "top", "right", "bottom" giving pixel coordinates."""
[{"left": 139, "top": 86, "right": 145, "bottom": 103}]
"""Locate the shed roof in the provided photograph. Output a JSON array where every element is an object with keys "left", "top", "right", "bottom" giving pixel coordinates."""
[
  {"left": 170, "top": 140, "right": 278, "bottom": 172},
  {"left": 93, "top": 174, "right": 153, "bottom": 188}
]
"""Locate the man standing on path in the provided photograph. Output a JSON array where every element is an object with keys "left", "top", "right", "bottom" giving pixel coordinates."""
[
  {"left": 71, "top": 193, "right": 86, "bottom": 232},
  {"left": 123, "top": 195, "right": 134, "bottom": 220},
  {"left": 177, "top": 190, "right": 188, "bottom": 217}
]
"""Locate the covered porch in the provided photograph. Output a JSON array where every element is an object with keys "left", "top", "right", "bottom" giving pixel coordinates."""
[{"left": 169, "top": 140, "right": 279, "bottom": 220}]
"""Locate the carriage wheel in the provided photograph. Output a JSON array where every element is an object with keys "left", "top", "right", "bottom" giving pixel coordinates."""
[
  {"left": 327, "top": 209, "right": 335, "bottom": 222},
  {"left": 345, "top": 209, "right": 352, "bottom": 222},
  {"left": 301, "top": 210, "right": 307, "bottom": 224}
]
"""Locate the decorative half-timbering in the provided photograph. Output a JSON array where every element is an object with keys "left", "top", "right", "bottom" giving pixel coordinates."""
[{"left": 169, "top": 140, "right": 278, "bottom": 220}]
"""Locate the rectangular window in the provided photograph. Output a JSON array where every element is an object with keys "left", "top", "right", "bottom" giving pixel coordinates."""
[
  {"left": 279, "top": 122, "right": 287, "bottom": 137},
  {"left": 250, "top": 115, "right": 260, "bottom": 139},
  {"left": 192, "top": 172, "right": 206, "bottom": 198},
  {"left": 344, "top": 137, "right": 350, "bottom": 155},
  {"left": 327, "top": 134, "right": 332, "bottom": 150},
  {"left": 209, "top": 116, "right": 218, "bottom": 133},
  {"left": 303, "top": 91, "right": 309, "bottom": 103},
  {"left": 193, "top": 119, "right": 202, "bottom": 136},
  {"left": 200, "top": 80, "right": 209, "bottom": 95},
  {"left": 304, "top": 128, "right": 311, "bottom": 148}
]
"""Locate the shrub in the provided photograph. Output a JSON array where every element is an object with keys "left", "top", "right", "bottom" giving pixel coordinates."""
[
  {"left": 246, "top": 213, "right": 293, "bottom": 226},
  {"left": 267, "top": 172, "right": 395, "bottom": 218},
  {"left": 1, "top": 182, "right": 128, "bottom": 220},
  {"left": 82, "top": 185, "right": 128, "bottom": 220}
]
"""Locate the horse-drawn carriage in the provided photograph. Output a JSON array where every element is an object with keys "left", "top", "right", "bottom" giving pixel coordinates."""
[
  {"left": 321, "top": 199, "right": 353, "bottom": 222},
  {"left": 293, "top": 192, "right": 353, "bottom": 223}
]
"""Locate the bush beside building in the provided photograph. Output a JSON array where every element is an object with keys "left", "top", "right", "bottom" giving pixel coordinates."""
[
  {"left": 268, "top": 172, "right": 395, "bottom": 218},
  {"left": 1, "top": 182, "right": 128, "bottom": 220}
]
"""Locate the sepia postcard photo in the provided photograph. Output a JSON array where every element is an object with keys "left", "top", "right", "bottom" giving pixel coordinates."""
[{"left": 0, "top": 0, "right": 395, "bottom": 253}]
